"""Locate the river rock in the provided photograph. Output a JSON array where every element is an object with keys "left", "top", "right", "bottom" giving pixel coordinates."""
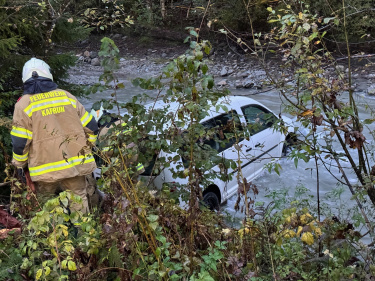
[
  {"left": 237, "top": 71, "right": 249, "bottom": 78},
  {"left": 217, "top": 79, "right": 227, "bottom": 86},
  {"left": 83, "top": 50, "right": 90, "bottom": 57},
  {"left": 91, "top": 58, "right": 100, "bottom": 66},
  {"left": 336, "top": 64, "right": 345, "bottom": 73},
  {"left": 161, "top": 52, "right": 167, "bottom": 58},
  {"left": 220, "top": 66, "right": 228, "bottom": 77},
  {"left": 90, "top": 51, "right": 98, "bottom": 59},
  {"left": 235, "top": 80, "right": 243, "bottom": 88},
  {"left": 242, "top": 78, "right": 254, "bottom": 88},
  {"left": 227, "top": 68, "right": 234, "bottom": 75},
  {"left": 367, "top": 86, "right": 375, "bottom": 95}
]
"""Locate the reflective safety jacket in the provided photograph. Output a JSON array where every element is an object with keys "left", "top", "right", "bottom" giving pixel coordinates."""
[
  {"left": 11, "top": 89, "right": 98, "bottom": 182},
  {"left": 98, "top": 120, "right": 144, "bottom": 173}
]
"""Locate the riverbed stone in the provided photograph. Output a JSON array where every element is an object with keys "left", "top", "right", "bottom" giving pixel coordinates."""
[
  {"left": 217, "top": 79, "right": 227, "bottom": 86},
  {"left": 243, "top": 78, "right": 255, "bottom": 88},
  {"left": 235, "top": 80, "right": 243, "bottom": 88},
  {"left": 336, "top": 64, "right": 345, "bottom": 73},
  {"left": 91, "top": 58, "right": 100, "bottom": 66},
  {"left": 90, "top": 51, "right": 98, "bottom": 59},
  {"left": 368, "top": 86, "right": 375, "bottom": 95},
  {"left": 220, "top": 66, "right": 228, "bottom": 76}
]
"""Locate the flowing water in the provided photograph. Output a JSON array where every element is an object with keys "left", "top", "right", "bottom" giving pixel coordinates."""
[{"left": 78, "top": 76, "right": 375, "bottom": 231}]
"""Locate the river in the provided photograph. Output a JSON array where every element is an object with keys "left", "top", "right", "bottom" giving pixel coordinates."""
[{"left": 77, "top": 70, "right": 375, "bottom": 232}]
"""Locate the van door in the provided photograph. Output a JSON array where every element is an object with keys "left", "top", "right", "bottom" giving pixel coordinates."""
[
  {"left": 201, "top": 110, "right": 244, "bottom": 200},
  {"left": 241, "top": 104, "right": 282, "bottom": 177}
]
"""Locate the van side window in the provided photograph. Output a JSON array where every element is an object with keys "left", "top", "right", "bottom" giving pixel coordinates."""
[
  {"left": 201, "top": 111, "right": 243, "bottom": 153},
  {"left": 241, "top": 105, "right": 276, "bottom": 135}
]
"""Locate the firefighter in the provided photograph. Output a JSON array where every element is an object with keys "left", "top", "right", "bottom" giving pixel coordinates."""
[{"left": 11, "top": 58, "right": 98, "bottom": 213}]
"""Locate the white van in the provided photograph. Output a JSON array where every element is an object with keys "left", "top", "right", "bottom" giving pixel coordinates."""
[{"left": 138, "top": 96, "right": 294, "bottom": 210}]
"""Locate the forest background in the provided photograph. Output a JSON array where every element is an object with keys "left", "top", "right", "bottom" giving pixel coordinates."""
[{"left": 1, "top": 0, "right": 375, "bottom": 280}]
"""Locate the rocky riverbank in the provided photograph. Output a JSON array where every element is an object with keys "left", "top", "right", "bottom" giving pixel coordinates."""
[{"left": 66, "top": 34, "right": 375, "bottom": 97}]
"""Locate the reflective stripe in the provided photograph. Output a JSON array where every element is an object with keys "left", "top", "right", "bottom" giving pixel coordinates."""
[
  {"left": 13, "top": 151, "right": 28, "bottom": 161},
  {"left": 10, "top": 126, "right": 33, "bottom": 140},
  {"left": 88, "top": 134, "right": 97, "bottom": 143},
  {"left": 81, "top": 112, "right": 93, "bottom": 127},
  {"left": 102, "top": 146, "right": 110, "bottom": 152},
  {"left": 69, "top": 98, "right": 77, "bottom": 108},
  {"left": 29, "top": 154, "right": 95, "bottom": 177},
  {"left": 24, "top": 97, "right": 72, "bottom": 117},
  {"left": 136, "top": 163, "right": 144, "bottom": 171}
]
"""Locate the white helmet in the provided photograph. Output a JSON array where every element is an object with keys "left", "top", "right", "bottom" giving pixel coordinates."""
[{"left": 22, "top": 58, "right": 53, "bottom": 83}]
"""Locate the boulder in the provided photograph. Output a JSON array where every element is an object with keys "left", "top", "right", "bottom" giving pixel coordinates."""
[
  {"left": 242, "top": 78, "right": 254, "bottom": 88},
  {"left": 227, "top": 68, "right": 234, "bottom": 75},
  {"left": 91, "top": 58, "right": 100, "bottom": 66},
  {"left": 336, "top": 64, "right": 345, "bottom": 73},
  {"left": 367, "top": 86, "right": 375, "bottom": 96},
  {"left": 217, "top": 79, "right": 227, "bottom": 86},
  {"left": 90, "top": 51, "right": 98, "bottom": 59},
  {"left": 220, "top": 66, "right": 228, "bottom": 77},
  {"left": 235, "top": 80, "right": 243, "bottom": 88}
]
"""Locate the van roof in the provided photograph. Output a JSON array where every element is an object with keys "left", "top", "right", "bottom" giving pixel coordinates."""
[{"left": 147, "top": 95, "right": 267, "bottom": 113}]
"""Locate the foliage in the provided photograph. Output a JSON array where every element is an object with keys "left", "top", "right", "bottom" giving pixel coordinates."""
[
  {"left": 1, "top": 27, "right": 375, "bottom": 280},
  {"left": 0, "top": 0, "right": 94, "bottom": 182},
  {"left": 81, "top": 0, "right": 134, "bottom": 32}
]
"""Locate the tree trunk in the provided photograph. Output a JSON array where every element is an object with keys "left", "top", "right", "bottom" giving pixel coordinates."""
[
  {"left": 146, "top": 0, "right": 153, "bottom": 24},
  {"left": 160, "top": 0, "right": 166, "bottom": 20}
]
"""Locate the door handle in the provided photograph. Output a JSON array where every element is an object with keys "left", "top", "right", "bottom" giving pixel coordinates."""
[
  {"left": 255, "top": 143, "right": 261, "bottom": 147},
  {"left": 246, "top": 147, "right": 252, "bottom": 152}
]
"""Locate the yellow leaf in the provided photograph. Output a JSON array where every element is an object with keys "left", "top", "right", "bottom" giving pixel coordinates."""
[
  {"left": 301, "top": 110, "right": 314, "bottom": 117},
  {"left": 297, "top": 226, "right": 303, "bottom": 236},
  {"left": 288, "top": 230, "right": 296, "bottom": 238},
  {"left": 222, "top": 228, "right": 231, "bottom": 235},
  {"left": 315, "top": 227, "right": 322, "bottom": 236},
  {"left": 299, "top": 12, "right": 303, "bottom": 20},
  {"left": 36, "top": 269, "right": 42, "bottom": 280},
  {"left": 301, "top": 232, "right": 314, "bottom": 245},
  {"left": 276, "top": 237, "right": 282, "bottom": 246},
  {"left": 45, "top": 266, "right": 51, "bottom": 276},
  {"left": 68, "top": 260, "right": 77, "bottom": 271},
  {"left": 285, "top": 216, "right": 291, "bottom": 224}
]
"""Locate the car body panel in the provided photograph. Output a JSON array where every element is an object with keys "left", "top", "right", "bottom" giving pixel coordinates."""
[{"left": 96, "top": 96, "right": 291, "bottom": 206}]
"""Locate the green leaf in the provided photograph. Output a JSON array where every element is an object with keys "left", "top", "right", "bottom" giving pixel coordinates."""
[
  {"left": 323, "top": 17, "right": 335, "bottom": 24},
  {"left": 147, "top": 214, "right": 158, "bottom": 222},
  {"left": 189, "top": 29, "right": 198, "bottom": 38}
]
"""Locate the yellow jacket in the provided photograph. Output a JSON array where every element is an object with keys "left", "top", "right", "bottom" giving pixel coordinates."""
[{"left": 11, "top": 89, "right": 98, "bottom": 182}]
